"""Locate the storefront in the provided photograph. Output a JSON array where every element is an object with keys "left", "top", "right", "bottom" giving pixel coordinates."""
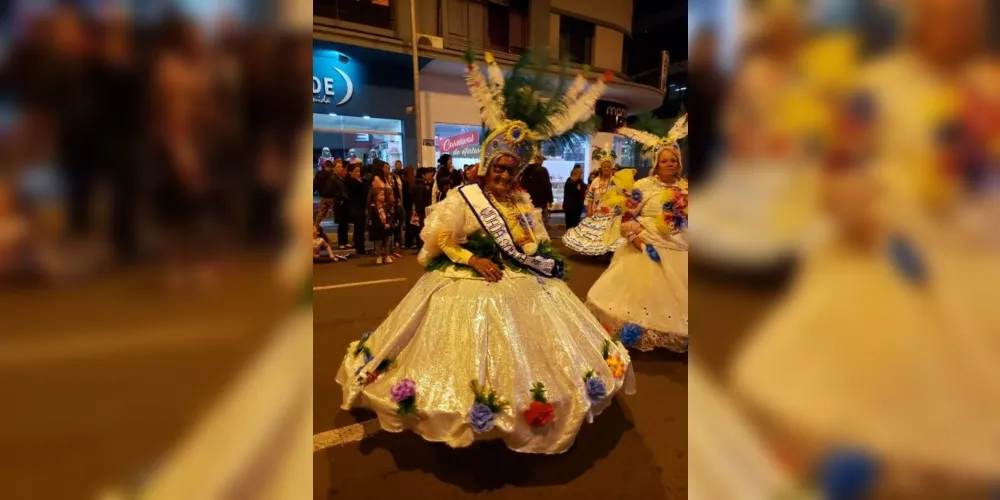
[{"left": 312, "top": 41, "right": 422, "bottom": 170}]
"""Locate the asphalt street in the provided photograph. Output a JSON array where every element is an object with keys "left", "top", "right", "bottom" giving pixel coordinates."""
[
  {"left": 0, "top": 257, "right": 296, "bottom": 499},
  {"left": 312, "top": 234, "right": 785, "bottom": 500}
]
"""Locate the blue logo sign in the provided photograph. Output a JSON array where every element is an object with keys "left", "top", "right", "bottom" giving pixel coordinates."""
[{"left": 313, "top": 67, "right": 354, "bottom": 106}]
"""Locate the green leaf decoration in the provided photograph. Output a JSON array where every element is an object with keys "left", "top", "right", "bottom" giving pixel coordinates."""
[
  {"left": 602, "top": 340, "right": 611, "bottom": 360},
  {"left": 396, "top": 397, "right": 417, "bottom": 416},
  {"left": 425, "top": 231, "right": 569, "bottom": 281},
  {"left": 583, "top": 370, "right": 595, "bottom": 381},
  {"left": 530, "top": 382, "right": 548, "bottom": 403}
]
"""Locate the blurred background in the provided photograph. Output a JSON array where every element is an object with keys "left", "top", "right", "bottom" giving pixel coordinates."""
[
  {"left": 690, "top": 0, "right": 1000, "bottom": 497},
  {"left": 0, "top": 0, "right": 312, "bottom": 498}
]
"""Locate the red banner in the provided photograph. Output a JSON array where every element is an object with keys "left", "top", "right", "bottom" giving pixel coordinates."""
[{"left": 437, "top": 131, "right": 480, "bottom": 153}]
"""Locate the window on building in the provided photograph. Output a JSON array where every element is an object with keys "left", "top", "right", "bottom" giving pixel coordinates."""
[
  {"left": 315, "top": 0, "right": 395, "bottom": 31},
  {"left": 559, "top": 16, "right": 594, "bottom": 65},
  {"left": 449, "top": 0, "right": 527, "bottom": 54}
]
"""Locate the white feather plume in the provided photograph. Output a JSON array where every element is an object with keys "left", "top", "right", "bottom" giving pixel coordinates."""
[
  {"left": 546, "top": 78, "right": 607, "bottom": 138},
  {"left": 616, "top": 127, "right": 662, "bottom": 149},
  {"left": 486, "top": 58, "right": 506, "bottom": 109},
  {"left": 465, "top": 64, "right": 505, "bottom": 131},
  {"left": 666, "top": 114, "right": 689, "bottom": 143},
  {"left": 559, "top": 72, "right": 588, "bottom": 111}
]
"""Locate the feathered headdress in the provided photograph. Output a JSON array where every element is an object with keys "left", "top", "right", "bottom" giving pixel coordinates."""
[
  {"left": 591, "top": 143, "right": 617, "bottom": 167},
  {"left": 617, "top": 113, "right": 688, "bottom": 165},
  {"left": 465, "top": 51, "right": 607, "bottom": 177}
]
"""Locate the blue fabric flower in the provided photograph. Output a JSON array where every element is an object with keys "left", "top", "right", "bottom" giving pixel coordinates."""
[
  {"left": 619, "top": 323, "right": 643, "bottom": 347},
  {"left": 662, "top": 200, "right": 674, "bottom": 212},
  {"left": 585, "top": 376, "right": 608, "bottom": 403},
  {"left": 613, "top": 205, "right": 623, "bottom": 216},
  {"left": 673, "top": 216, "right": 687, "bottom": 231},
  {"left": 630, "top": 189, "right": 643, "bottom": 203},
  {"left": 645, "top": 245, "right": 661, "bottom": 263},
  {"left": 360, "top": 329, "right": 373, "bottom": 343},
  {"left": 467, "top": 402, "right": 497, "bottom": 433},
  {"left": 887, "top": 234, "right": 925, "bottom": 284},
  {"left": 819, "top": 448, "right": 878, "bottom": 500}
]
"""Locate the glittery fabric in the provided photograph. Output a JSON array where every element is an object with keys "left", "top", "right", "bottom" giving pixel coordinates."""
[
  {"left": 335, "top": 271, "right": 636, "bottom": 454},
  {"left": 586, "top": 177, "right": 689, "bottom": 352},
  {"left": 336, "top": 187, "right": 635, "bottom": 454}
]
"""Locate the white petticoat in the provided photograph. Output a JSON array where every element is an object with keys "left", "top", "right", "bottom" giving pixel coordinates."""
[
  {"left": 335, "top": 269, "right": 637, "bottom": 454},
  {"left": 586, "top": 242, "right": 688, "bottom": 352},
  {"left": 562, "top": 214, "right": 626, "bottom": 256},
  {"left": 730, "top": 242, "right": 1000, "bottom": 482}
]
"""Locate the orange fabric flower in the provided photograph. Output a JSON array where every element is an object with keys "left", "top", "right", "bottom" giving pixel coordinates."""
[{"left": 605, "top": 354, "right": 627, "bottom": 379}]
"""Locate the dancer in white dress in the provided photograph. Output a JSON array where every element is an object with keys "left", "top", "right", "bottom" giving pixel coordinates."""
[
  {"left": 730, "top": 1, "right": 1000, "bottom": 488},
  {"left": 335, "top": 52, "right": 636, "bottom": 454},
  {"left": 562, "top": 145, "right": 627, "bottom": 256},
  {"left": 586, "top": 117, "right": 689, "bottom": 352}
]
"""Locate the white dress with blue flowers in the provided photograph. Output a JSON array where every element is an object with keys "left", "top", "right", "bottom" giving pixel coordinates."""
[
  {"left": 562, "top": 177, "right": 627, "bottom": 255},
  {"left": 335, "top": 189, "right": 637, "bottom": 454},
  {"left": 585, "top": 177, "right": 689, "bottom": 352}
]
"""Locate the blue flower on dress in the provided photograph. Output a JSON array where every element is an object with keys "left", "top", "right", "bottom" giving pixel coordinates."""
[
  {"left": 363, "top": 351, "right": 374, "bottom": 365},
  {"left": 613, "top": 205, "right": 623, "bottom": 216},
  {"left": 646, "top": 245, "right": 661, "bottom": 263},
  {"left": 619, "top": 323, "right": 644, "bottom": 347},
  {"left": 585, "top": 376, "right": 608, "bottom": 403},
  {"left": 467, "top": 402, "right": 497, "bottom": 433},
  {"left": 630, "top": 189, "right": 643, "bottom": 203},
  {"left": 673, "top": 216, "right": 688, "bottom": 231},
  {"left": 819, "top": 448, "right": 878, "bottom": 500}
]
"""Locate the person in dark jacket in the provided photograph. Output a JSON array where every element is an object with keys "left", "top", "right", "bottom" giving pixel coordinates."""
[
  {"left": 521, "top": 156, "right": 554, "bottom": 226},
  {"left": 412, "top": 167, "right": 435, "bottom": 248},
  {"left": 345, "top": 163, "right": 368, "bottom": 253},
  {"left": 401, "top": 166, "right": 417, "bottom": 248},
  {"left": 563, "top": 164, "right": 586, "bottom": 229}
]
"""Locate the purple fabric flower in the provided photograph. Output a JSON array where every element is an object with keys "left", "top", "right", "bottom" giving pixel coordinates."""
[
  {"left": 390, "top": 379, "right": 416, "bottom": 402},
  {"left": 360, "top": 329, "right": 373, "bottom": 343},
  {"left": 585, "top": 376, "right": 607, "bottom": 403},
  {"left": 363, "top": 351, "right": 374, "bottom": 364},
  {"left": 630, "top": 189, "right": 643, "bottom": 202},
  {"left": 467, "top": 402, "right": 497, "bottom": 433}
]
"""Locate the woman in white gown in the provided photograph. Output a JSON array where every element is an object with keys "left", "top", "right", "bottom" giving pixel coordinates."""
[
  {"left": 562, "top": 146, "right": 627, "bottom": 256},
  {"left": 729, "top": 16, "right": 1000, "bottom": 488},
  {"left": 335, "top": 53, "right": 635, "bottom": 454},
  {"left": 586, "top": 118, "right": 689, "bottom": 352},
  {"left": 687, "top": 5, "right": 819, "bottom": 270}
]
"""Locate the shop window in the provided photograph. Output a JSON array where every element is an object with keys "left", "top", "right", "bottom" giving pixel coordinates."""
[
  {"left": 433, "top": 123, "right": 482, "bottom": 169},
  {"left": 315, "top": 0, "right": 395, "bottom": 31},
  {"left": 559, "top": 16, "right": 594, "bottom": 65},
  {"left": 540, "top": 137, "right": 590, "bottom": 209},
  {"left": 313, "top": 113, "right": 405, "bottom": 173}
]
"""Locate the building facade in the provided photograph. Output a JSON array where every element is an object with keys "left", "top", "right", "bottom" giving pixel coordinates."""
[{"left": 313, "top": 0, "right": 666, "bottom": 206}]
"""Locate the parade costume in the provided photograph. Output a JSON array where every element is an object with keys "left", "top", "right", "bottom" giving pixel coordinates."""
[
  {"left": 335, "top": 52, "right": 636, "bottom": 454},
  {"left": 585, "top": 117, "right": 690, "bottom": 352},
  {"left": 562, "top": 145, "right": 628, "bottom": 255},
  {"left": 730, "top": 54, "right": 1000, "bottom": 484}
]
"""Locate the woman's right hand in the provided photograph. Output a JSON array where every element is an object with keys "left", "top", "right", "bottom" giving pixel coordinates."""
[{"left": 469, "top": 256, "right": 504, "bottom": 282}]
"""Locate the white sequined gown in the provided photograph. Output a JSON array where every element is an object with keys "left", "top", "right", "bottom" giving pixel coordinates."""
[
  {"left": 586, "top": 177, "right": 689, "bottom": 352},
  {"left": 335, "top": 190, "right": 636, "bottom": 454}
]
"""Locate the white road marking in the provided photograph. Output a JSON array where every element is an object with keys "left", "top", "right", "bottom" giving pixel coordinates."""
[
  {"left": 313, "top": 278, "right": 408, "bottom": 291},
  {"left": 313, "top": 419, "right": 382, "bottom": 451}
]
